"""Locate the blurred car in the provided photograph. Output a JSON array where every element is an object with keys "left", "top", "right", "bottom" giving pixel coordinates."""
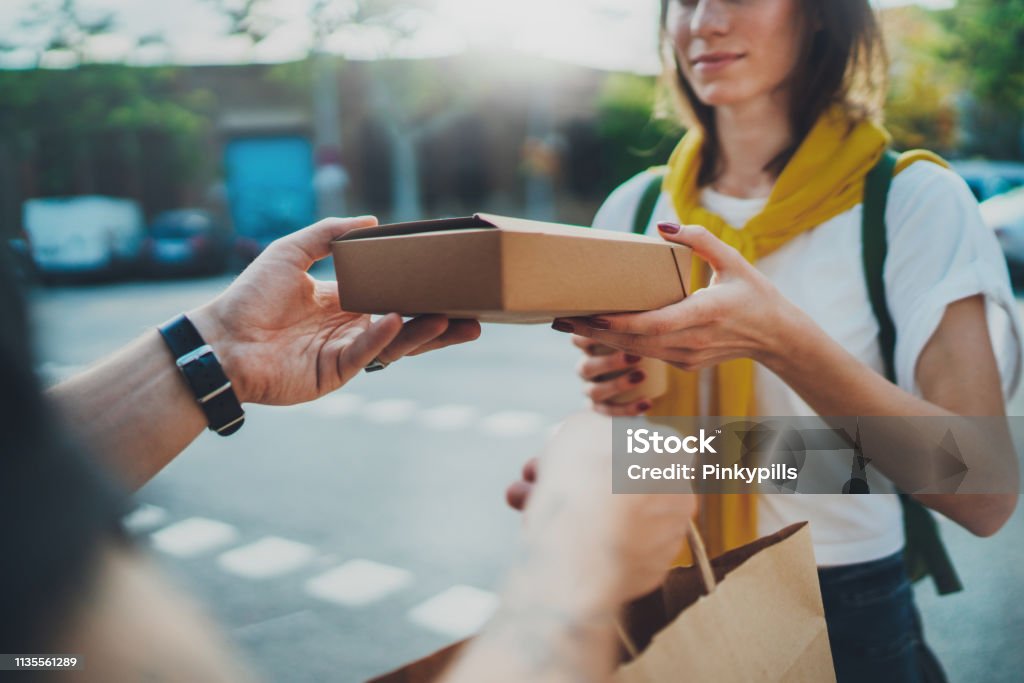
[
  {"left": 980, "top": 186, "right": 1024, "bottom": 279},
  {"left": 4, "top": 229, "right": 37, "bottom": 285},
  {"left": 951, "top": 160, "right": 1024, "bottom": 203},
  {"left": 24, "top": 196, "right": 145, "bottom": 281},
  {"left": 140, "top": 209, "right": 232, "bottom": 277}
]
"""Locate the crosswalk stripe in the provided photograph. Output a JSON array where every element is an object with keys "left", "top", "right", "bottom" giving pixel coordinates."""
[
  {"left": 418, "top": 404, "right": 479, "bottom": 431},
  {"left": 408, "top": 585, "right": 500, "bottom": 639},
  {"left": 305, "top": 559, "right": 413, "bottom": 607},
  {"left": 362, "top": 399, "right": 418, "bottom": 424},
  {"left": 478, "top": 410, "right": 547, "bottom": 437},
  {"left": 150, "top": 517, "right": 240, "bottom": 558},
  {"left": 217, "top": 536, "right": 317, "bottom": 579},
  {"left": 123, "top": 503, "right": 168, "bottom": 533},
  {"left": 308, "top": 393, "right": 365, "bottom": 417}
]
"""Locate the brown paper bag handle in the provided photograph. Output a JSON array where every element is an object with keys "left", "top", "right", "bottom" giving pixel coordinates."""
[
  {"left": 613, "top": 523, "right": 715, "bottom": 669},
  {"left": 615, "top": 617, "right": 640, "bottom": 660},
  {"left": 688, "top": 520, "right": 717, "bottom": 594}
]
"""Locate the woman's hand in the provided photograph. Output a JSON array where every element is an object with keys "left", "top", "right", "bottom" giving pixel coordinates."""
[
  {"left": 572, "top": 337, "right": 657, "bottom": 417},
  {"left": 189, "top": 216, "right": 481, "bottom": 406},
  {"left": 552, "top": 223, "right": 799, "bottom": 372}
]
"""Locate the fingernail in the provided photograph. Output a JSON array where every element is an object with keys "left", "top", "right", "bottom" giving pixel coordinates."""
[
  {"left": 586, "top": 317, "right": 612, "bottom": 330},
  {"left": 552, "top": 320, "right": 574, "bottom": 334},
  {"left": 628, "top": 370, "right": 645, "bottom": 384},
  {"left": 637, "top": 401, "right": 653, "bottom": 412},
  {"left": 658, "top": 222, "right": 681, "bottom": 234},
  {"left": 625, "top": 354, "right": 642, "bottom": 364}
]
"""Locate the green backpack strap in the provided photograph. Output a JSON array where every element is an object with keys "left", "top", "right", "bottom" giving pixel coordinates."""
[
  {"left": 862, "top": 150, "right": 963, "bottom": 595},
  {"left": 633, "top": 171, "right": 667, "bottom": 235}
]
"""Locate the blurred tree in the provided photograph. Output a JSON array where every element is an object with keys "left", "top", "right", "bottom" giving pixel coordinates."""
[
  {"left": 938, "top": 0, "right": 1024, "bottom": 113},
  {"left": 16, "top": 0, "right": 115, "bottom": 66},
  {"left": 593, "top": 73, "right": 682, "bottom": 196},
  {"left": 936, "top": 0, "right": 1024, "bottom": 158},
  {"left": 0, "top": 0, "right": 215, "bottom": 231},
  {"left": 0, "top": 66, "right": 213, "bottom": 200},
  {"left": 880, "top": 6, "right": 960, "bottom": 154},
  {"left": 203, "top": 0, "right": 447, "bottom": 221}
]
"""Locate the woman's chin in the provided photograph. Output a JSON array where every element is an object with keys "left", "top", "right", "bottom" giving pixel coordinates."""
[{"left": 694, "top": 85, "right": 747, "bottom": 108}]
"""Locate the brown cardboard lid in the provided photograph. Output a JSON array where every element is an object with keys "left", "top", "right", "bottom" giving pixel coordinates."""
[{"left": 333, "top": 213, "right": 668, "bottom": 245}]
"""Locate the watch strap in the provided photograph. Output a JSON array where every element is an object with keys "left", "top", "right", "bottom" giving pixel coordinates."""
[{"left": 158, "top": 314, "right": 245, "bottom": 436}]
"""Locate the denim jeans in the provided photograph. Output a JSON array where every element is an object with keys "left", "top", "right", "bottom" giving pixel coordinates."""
[{"left": 818, "top": 551, "right": 948, "bottom": 683}]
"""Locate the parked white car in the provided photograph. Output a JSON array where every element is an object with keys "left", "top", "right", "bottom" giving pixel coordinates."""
[
  {"left": 951, "top": 160, "right": 1024, "bottom": 202},
  {"left": 23, "top": 196, "right": 145, "bottom": 278},
  {"left": 980, "top": 186, "right": 1024, "bottom": 279}
]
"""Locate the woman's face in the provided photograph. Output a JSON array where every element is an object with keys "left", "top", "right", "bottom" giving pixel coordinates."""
[{"left": 666, "top": 0, "right": 807, "bottom": 109}]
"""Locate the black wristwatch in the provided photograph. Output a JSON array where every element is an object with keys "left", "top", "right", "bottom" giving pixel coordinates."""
[{"left": 158, "top": 314, "right": 245, "bottom": 436}]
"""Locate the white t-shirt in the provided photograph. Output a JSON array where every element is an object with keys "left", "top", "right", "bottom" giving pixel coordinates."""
[{"left": 593, "top": 162, "right": 1023, "bottom": 566}]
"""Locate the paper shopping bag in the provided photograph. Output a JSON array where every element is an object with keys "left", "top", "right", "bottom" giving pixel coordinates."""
[{"left": 369, "top": 522, "right": 834, "bottom": 683}]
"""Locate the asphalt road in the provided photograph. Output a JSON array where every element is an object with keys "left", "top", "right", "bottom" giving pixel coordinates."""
[{"left": 26, "top": 271, "right": 1024, "bottom": 683}]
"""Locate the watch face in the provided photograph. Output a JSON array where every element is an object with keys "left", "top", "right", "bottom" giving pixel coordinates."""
[{"left": 159, "top": 315, "right": 243, "bottom": 436}]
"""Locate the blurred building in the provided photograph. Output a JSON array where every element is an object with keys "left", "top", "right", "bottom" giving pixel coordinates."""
[{"left": 1, "top": 54, "right": 637, "bottom": 240}]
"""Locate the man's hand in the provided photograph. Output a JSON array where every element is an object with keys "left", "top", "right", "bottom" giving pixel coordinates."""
[
  {"left": 518, "top": 413, "right": 696, "bottom": 608},
  {"left": 189, "top": 217, "right": 481, "bottom": 405}
]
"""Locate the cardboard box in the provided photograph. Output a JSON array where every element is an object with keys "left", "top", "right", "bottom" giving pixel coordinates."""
[{"left": 331, "top": 213, "right": 691, "bottom": 323}]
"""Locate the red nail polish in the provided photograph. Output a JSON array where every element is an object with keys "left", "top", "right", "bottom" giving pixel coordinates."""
[
  {"left": 552, "top": 320, "right": 574, "bottom": 334},
  {"left": 587, "top": 317, "right": 612, "bottom": 330},
  {"left": 625, "top": 354, "right": 642, "bottom": 364},
  {"left": 629, "top": 370, "right": 645, "bottom": 384},
  {"left": 637, "top": 401, "right": 653, "bottom": 412},
  {"left": 658, "top": 222, "right": 681, "bottom": 234}
]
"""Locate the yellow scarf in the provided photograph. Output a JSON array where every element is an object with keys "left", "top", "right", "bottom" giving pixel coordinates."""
[{"left": 652, "top": 106, "right": 947, "bottom": 562}]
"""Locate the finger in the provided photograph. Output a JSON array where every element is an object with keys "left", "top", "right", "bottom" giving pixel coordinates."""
[
  {"left": 577, "top": 351, "right": 641, "bottom": 381},
  {"left": 555, "top": 291, "right": 718, "bottom": 338},
  {"left": 336, "top": 313, "right": 403, "bottom": 380},
  {"left": 586, "top": 369, "right": 648, "bottom": 404},
  {"left": 559, "top": 325, "right": 661, "bottom": 357},
  {"left": 570, "top": 334, "right": 614, "bottom": 356},
  {"left": 272, "top": 216, "right": 379, "bottom": 271},
  {"left": 404, "top": 319, "right": 482, "bottom": 357},
  {"left": 378, "top": 314, "right": 450, "bottom": 363},
  {"left": 593, "top": 400, "right": 653, "bottom": 417},
  {"left": 657, "top": 222, "right": 745, "bottom": 274},
  {"left": 506, "top": 480, "right": 534, "bottom": 511},
  {"left": 522, "top": 457, "right": 538, "bottom": 483}
]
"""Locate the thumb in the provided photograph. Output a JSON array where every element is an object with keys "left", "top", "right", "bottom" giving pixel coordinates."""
[
  {"left": 657, "top": 222, "right": 744, "bottom": 274},
  {"left": 274, "top": 216, "right": 379, "bottom": 271}
]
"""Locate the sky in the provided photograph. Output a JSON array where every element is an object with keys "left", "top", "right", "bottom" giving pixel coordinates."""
[{"left": 0, "top": 0, "right": 958, "bottom": 74}]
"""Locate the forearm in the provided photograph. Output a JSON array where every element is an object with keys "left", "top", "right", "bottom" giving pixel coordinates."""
[
  {"left": 763, "top": 304, "right": 1017, "bottom": 533},
  {"left": 47, "top": 328, "right": 207, "bottom": 491},
  {"left": 443, "top": 548, "right": 619, "bottom": 683},
  {"left": 762, "top": 306, "right": 947, "bottom": 418}
]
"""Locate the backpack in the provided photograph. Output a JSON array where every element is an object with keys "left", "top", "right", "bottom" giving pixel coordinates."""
[{"left": 632, "top": 153, "right": 962, "bottom": 594}]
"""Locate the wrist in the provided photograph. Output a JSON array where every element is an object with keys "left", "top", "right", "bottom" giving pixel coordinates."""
[
  {"left": 513, "top": 533, "right": 624, "bottom": 617},
  {"left": 186, "top": 302, "right": 251, "bottom": 404},
  {"left": 757, "top": 299, "right": 817, "bottom": 376}
]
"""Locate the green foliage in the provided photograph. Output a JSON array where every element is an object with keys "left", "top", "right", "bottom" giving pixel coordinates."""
[
  {"left": 937, "top": 0, "right": 1024, "bottom": 112},
  {"left": 881, "top": 6, "right": 960, "bottom": 153},
  {"left": 0, "top": 65, "right": 215, "bottom": 196},
  {"left": 594, "top": 73, "right": 682, "bottom": 193}
]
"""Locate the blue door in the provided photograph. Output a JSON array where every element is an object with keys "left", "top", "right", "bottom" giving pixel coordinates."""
[{"left": 224, "top": 136, "right": 316, "bottom": 239}]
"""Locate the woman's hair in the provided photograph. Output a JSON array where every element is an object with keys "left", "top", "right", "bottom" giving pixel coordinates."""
[{"left": 658, "top": 0, "right": 888, "bottom": 185}]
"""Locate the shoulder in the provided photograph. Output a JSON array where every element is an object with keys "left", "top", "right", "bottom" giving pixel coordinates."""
[
  {"left": 886, "top": 161, "right": 982, "bottom": 241},
  {"left": 592, "top": 169, "right": 665, "bottom": 232}
]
